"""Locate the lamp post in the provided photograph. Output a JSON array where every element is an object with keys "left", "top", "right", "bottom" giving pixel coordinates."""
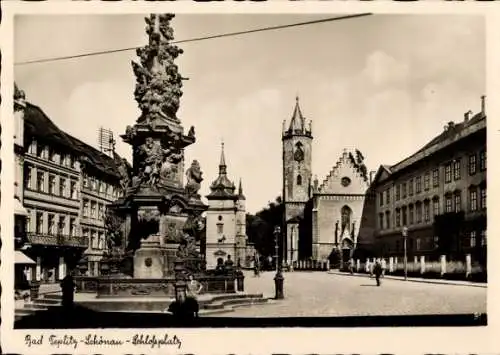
[
  {"left": 274, "top": 227, "right": 279, "bottom": 272},
  {"left": 273, "top": 226, "right": 284, "bottom": 299},
  {"left": 402, "top": 226, "right": 408, "bottom": 281}
]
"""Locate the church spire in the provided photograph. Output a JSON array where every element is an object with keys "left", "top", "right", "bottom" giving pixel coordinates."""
[
  {"left": 238, "top": 178, "right": 246, "bottom": 200},
  {"left": 219, "top": 140, "right": 227, "bottom": 175},
  {"left": 288, "top": 96, "right": 305, "bottom": 132},
  {"left": 283, "top": 96, "right": 312, "bottom": 138}
]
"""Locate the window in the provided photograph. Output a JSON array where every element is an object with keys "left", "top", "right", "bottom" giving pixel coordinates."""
[
  {"left": 416, "top": 238, "right": 421, "bottom": 251},
  {"left": 470, "top": 189, "right": 478, "bottom": 211},
  {"left": 445, "top": 163, "right": 452, "bottom": 183},
  {"left": 481, "top": 230, "right": 486, "bottom": 246},
  {"left": 71, "top": 180, "right": 78, "bottom": 199},
  {"left": 83, "top": 199, "right": 89, "bottom": 217},
  {"left": 453, "top": 160, "right": 461, "bottom": 181},
  {"left": 48, "top": 175, "right": 56, "bottom": 195},
  {"left": 416, "top": 203, "right": 422, "bottom": 223},
  {"left": 71, "top": 155, "right": 77, "bottom": 169},
  {"left": 415, "top": 177, "right": 422, "bottom": 194},
  {"left": 423, "top": 173, "right": 430, "bottom": 191},
  {"left": 59, "top": 177, "right": 66, "bottom": 197},
  {"left": 217, "top": 223, "right": 224, "bottom": 234},
  {"left": 36, "top": 212, "right": 44, "bottom": 234},
  {"left": 469, "top": 154, "right": 477, "bottom": 175},
  {"left": 70, "top": 218, "right": 76, "bottom": 236},
  {"left": 434, "top": 236, "right": 439, "bottom": 249},
  {"left": 409, "top": 179, "right": 414, "bottom": 196},
  {"left": 100, "top": 182, "right": 106, "bottom": 194},
  {"left": 26, "top": 210, "right": 32, "bottom": 233},
  {"left": 378, "top": 213, "right": 384, "bottom": 229},
  {"left": 433, "top": 198, "right": 440, "bottom": 217},
  {"left": 479, "top": 150, "right": 486, "bottom": 171},
  {"left": 379, "top": 192, "right": 384, "bottom": 206},
  {"left": 424, "top": 201, "right": 430, "bottom": 222},
  {"left": 432, "top": 168, "right": 439, "bottom": 187},
  {"left": 402, "top": 183, "right": 407, "bottom": 198},
  {"left": 396, "top": 185, "right": 401, "bottom": 201},
  {"left": 385, "top": 211, "right": 391, "bottom": 229},
  {"left": 28, "top": 140, "right": 36, "bottom": 155},
  {"left": 395, "top": 209, "right": 401, "bottom": 228},
  {"left": 480, "top": 187, "right": 486, "bottom": 209},
  {"left": 91, "top": 201, "right": 97, "bottom": 218},
  {"left": 91, "top": 177, "right": 97, "bottom": 191},
  {"left": 98, "top": 203, "right": 104, "bottom": 220},
  {"left": 445, "top": 195, "right": 453, "bottom": 213},
  {"left": 58, "top": 216, "right": 66, "bottom": 235},
  {"left": 470, "top": 231, "right": 476, "bottom": 248},
  {"left": 386, "top": 189, "right": 390, "bottom": 204},
  {"left": 37, "top": 144, "right": 45, "bottom": 158},
  {"left": 296, "top": 175, "right": 302, "bottom": 186},
  {"left": 454, "top": 192, "right": 462, "bottom": 212},
  {"left": 409, "top": 205, "right": 414, "bottom": 224},
  {"left": 24, "top": 166, "right": 33, "bottom": 189},
  {"left": 83, "top": 174, "right": 89, "bottom": 188},
  {"left": 48, "top": 214, "right": 56, "bottom": 235},
  {"left": 402, "top": 206, "right": 407, "bottom": 226},
  {"left": 37, "top": 171, "right": 45, "bottom": 192}
]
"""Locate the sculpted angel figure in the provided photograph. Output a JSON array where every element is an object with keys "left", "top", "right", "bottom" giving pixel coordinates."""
[
  {"left": 117, "top": 158, "right": 132, "bottom": 193},
  {"left": 137, "top": 137, "right": 165, "bottom": 186}
]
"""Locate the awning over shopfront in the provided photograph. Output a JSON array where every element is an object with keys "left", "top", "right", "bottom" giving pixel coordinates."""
[
  {"left": 15, "top": 251, "right": 36, "bottom": 265},
  {"left": 14, "top": 198, "right": 28, "bottom": 217}
]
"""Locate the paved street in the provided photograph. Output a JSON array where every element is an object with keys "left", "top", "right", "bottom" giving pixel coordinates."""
[{"left": 209, "top": 270, "right": 486, "bottom": 317}]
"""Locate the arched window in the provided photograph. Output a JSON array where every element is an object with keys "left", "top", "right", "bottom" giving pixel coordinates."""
[
  {"left": 297, "top": 175, "right": 302, "bottom": 185},
  {"left": 341, "top": 205, "right": 352, "bottom": 231}
]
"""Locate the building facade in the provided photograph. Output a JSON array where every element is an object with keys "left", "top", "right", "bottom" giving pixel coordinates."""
[
  {"left": 205, "top": 143, "right": 248, "bottom": 269},
  {"left": 14, "top": 86, "right": 122, "bottom": 282},
  {"left": 371, "top": 96, "right": 487, "bottom": 263},
  {"left": 281, "top": 98, "right": 373, "bottom": 265}
]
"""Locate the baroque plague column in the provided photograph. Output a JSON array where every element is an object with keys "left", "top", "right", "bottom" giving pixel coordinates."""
[{"left": 105, "top": 14, "right": 207, "bottom": 278}]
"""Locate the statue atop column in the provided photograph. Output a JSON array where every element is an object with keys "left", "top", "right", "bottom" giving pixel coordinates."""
[{"left": 185, "top": 160, "right": 203, "bottom": 199}]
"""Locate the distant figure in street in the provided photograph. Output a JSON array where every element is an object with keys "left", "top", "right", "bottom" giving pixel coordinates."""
[
  {"left": 224, "top": 255, "right": 234, "bottom": 270},
  {"left": 373, "top": 259, "right": 383, "bottom": 286},
  {"left": 369, "top": 260, "right": 374, "bottom": 278},
  {"left": 215, "top": 257, "right": 225, "bottom": 275},
  {"left": 348, "top": 259, "right": 354, "bottom": 274},
  {"left": 60, "top": 271, "right": 76, "bottom": 308},
  {"left": 186, "top": 274, "right": 202, "bottom": 317},
  {"left": 381, "top": 258, "right": 387, "bottom": 278},
  {"left": 253, "top": 253, "right": 260, "bottom": 277}
]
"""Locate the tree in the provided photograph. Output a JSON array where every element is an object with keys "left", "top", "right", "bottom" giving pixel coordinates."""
[{"left": 246, "top": 196, "right": 284, "bottom": 257}]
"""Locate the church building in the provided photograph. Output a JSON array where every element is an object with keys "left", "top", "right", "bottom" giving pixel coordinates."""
[
  {"left": 282, "top": 98, "right": 373, "bottom": 266},
  {"left": 205, "top": 143, "right": 249, "bottom": 269}
]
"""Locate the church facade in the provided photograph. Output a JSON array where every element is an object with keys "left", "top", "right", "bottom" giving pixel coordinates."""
[
  {"left": 282, "top": 98, "right": 373, "bottom": 266},
  {"left": 205, "top": 143, "right": 249, "bottom": 269}
]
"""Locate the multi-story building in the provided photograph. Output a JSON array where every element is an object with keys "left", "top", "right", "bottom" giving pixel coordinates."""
[
  {"left": 370, "top": 96, "right": 486, "bottom": 262},
  {"left": 15, "top": 86, "right": 122, "bottom": 282},
  {"left": 205, "top": 143, "right": 249, "bottom": 269}
]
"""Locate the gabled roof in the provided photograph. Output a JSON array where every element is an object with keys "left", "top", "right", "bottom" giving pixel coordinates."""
[{"left": 24, "top": 102, "right": 121, "bottom": 180}]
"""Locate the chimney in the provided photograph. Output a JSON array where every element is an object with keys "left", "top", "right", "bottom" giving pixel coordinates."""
[
  {"left": 481, "top": 95, "right": 486, "bottom": 115},
  {"left": 464, "top": 110, "right": 472, "bottom": 122},
  {"left": 369, "top": 170, "right": 376, "bottom": 184}
]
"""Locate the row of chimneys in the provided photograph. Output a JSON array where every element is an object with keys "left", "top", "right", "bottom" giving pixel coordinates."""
[{"left": 464, "top": 95, "right": 486, "bottom": 122}]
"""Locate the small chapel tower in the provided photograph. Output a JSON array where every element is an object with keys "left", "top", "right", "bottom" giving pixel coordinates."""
[
  {"left": 205, "top": 142, "right": 238, "bottom": 269},
  {"left": 282, "top": 97, "right": 313, "bottom": 265}
]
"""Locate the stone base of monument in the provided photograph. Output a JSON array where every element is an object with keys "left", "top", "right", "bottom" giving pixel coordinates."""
[{"left": 134, "top": 234, "right": 168, "bottom": 279}]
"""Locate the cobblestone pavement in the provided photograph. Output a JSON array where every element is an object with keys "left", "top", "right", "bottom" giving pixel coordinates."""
[{"left": 209, "top": 270, "right": 486, "bottom": 317}]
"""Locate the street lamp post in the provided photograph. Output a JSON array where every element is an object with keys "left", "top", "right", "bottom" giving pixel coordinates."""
[
  {"left": 274, "top": 227, "right": 279, "bottom": 272},
  {"left": 402, "top": 226, "right": 408, "bottom": 281},
  {"left": 273, "top": 226, "right": 284, "bottom": 299}
]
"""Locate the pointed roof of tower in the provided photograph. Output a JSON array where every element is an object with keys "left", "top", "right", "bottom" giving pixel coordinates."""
[
  {"left": 283, "top": 96, "right": 313, "bottom": 138},
  {"left": 238, "top": 178, "right": 246, "bottom": 200},
  {"left": 288, "top": 96, "right": 305, "bottom": 132},
  {"left": 208, "top": 141, "right": 236, "bottom": 199}
]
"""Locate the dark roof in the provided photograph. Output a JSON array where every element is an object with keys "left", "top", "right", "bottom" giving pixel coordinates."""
[{"left": 24, "top": 102, "right": 121, "bottom": 180}]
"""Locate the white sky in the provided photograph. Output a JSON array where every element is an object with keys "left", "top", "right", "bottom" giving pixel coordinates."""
[{"left": 14, "top": 14, "right": 485, "bottom": 214}]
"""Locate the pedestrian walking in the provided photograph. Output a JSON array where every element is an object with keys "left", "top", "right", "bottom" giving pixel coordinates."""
[
  {"left": 381, "top": 258, "right": 387, "bottom": 278},
  {"left": 186, "top": 274, "right": 202, "bottom": 317},
  {"left": 348, "top": 259, "right": 354, "bottom": 274},
  {"left": 254, "top": 254, "right": 260, "bottom": 277},
  {"left": 60, "top": 270, "right": 76, "bottom": 309},
  {"left": 373, "top": 259, "right": 383, "bottom": 286}
]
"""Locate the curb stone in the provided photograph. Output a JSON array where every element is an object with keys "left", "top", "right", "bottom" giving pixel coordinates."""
[{"left": 328, "top": 270, "right": 487, "bottom": 288}]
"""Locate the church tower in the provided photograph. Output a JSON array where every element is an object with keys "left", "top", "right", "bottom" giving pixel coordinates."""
[
  {"left": 235, "top": 179, "right": 247, "bottom": 266},
  {"left": 282, "top": 97, "right": 313, "bottom": 265},
  {"left": 205, "top": 142, "right": 237, "bottom": 269}
]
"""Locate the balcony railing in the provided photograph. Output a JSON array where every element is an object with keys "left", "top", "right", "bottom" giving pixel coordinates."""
[{"left": 27, "top": 232, "right": 88, "bottom": 248}]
